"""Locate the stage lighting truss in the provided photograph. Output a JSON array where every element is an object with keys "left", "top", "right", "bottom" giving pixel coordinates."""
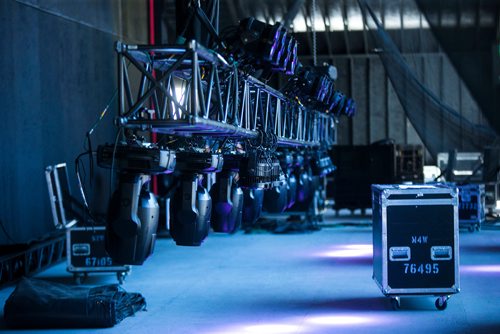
[
  {"left": 283, "top": 65, "right": 355, "bottom": 118},
  {"left": 115, "top": 40, "right": 336, "bottom": 148}
]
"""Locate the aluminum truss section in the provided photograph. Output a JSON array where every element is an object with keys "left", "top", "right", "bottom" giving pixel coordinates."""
[
  {"left": 0, "top": 233, "right": 66, "bottom": 287},
  {"left": 116, "top": 41, "right": 336, "bottom": 147}
]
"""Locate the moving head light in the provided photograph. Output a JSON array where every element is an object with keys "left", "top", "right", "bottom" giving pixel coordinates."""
[
  {"left": 284, "top": 65, "right": 336, "bottom": 107},
  {"left": 283, "top": 64, "right": 356, "bottom": 115},
  {"left": 263, "top": 181, "right": 288, "bottom": 213},
  {"left": 106, "top": 173, "right": 159, "bottom": 265},
  {"left": 210, "top": 172, "right": 244, "bottom": 233},
  {"left": 238, "top": 17, "right": 283, "bottom": 62},
  {"left": 310, "top": 151, "right": 336, "bottom": 177},
  {"left": 264, "top": 150, "right": 297, "bottom": 211},
  {"left": 97, "top": 142, "right": 176, "bottom": 265},
  {"left": 329, "top": 91, "right": 356, "bottom": 117},
  {"left": 223, "top": 17, "right": 299, "bottom": 76},
  {"left": 293, "top": 154, "right": 313, "bottom": 204},
  {"left": 277, "top": 151, "right": 297, "bottom": 209},
  {"left": 169, "top": 151, "right": 224, "bottom": 246},
  {"left": 242, "top": 188, "right": 264, "bottom": 230},
  {"left": 170, "top": 174, "right": 212, "bottom": 246}
]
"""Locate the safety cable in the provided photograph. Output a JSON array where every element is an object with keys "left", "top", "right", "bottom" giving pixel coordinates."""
[{"left": 311, "top": 0, "right": 318, "bottom": 66}]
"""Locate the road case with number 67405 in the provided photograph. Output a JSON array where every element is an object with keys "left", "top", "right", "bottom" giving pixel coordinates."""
[
  {"left": 371, "top": 184, "right": 460, "bottom": 310},
  {"left": 67, "top": 225, "right": 131, "bottom": 284}
]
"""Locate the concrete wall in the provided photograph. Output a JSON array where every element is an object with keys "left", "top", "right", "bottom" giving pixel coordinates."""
[
  {"left": 328, "top": 52, "right": 488, "bottom": 163},
  {"left": 0, "top": 0, "right": 147, "bottom": 245}
]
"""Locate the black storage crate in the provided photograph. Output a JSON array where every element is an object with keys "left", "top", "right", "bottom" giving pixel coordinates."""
[
  {"left": 372, "top": 184, "right": 460, "bottom": 310},
  {"left": 329, "top": 145, "right": 395, "bottom": 210},
  {"left": 329, "top": 144, "right": 424, "bottom": 211},
  {"left": 67, "top": 225, "right": 130, "bottom": 284},
  {"left": 458, "top": 184, "right": 485, "bottom": 232},
  {"left": 395, "top": 145, "right": 424, "bottom": 182}
]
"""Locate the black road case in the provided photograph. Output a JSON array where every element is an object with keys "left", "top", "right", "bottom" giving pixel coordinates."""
[
  {"left": 372, "top": 184, "right": 460, "bottom": 310},
  {"left": 458, "top": 184, "right": 485, "bottom": 232},
  {"left": 67, "top": 225, "right": 131, "bottom": 284}
]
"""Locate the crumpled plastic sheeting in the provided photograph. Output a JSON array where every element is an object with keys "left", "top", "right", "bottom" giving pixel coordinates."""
[{"left": 3, "top": 277, "right": 146, "bottom": 328}]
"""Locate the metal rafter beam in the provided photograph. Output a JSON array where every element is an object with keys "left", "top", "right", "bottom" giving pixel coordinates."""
[
  {"left": 322, "top": 1, "right": 334, "bottom": 59},
  {"left": 340, "top": 0, "right": 351, "bottom": 54},
  {"left": 283, "top": 0, "right": 306, "bottom": 28},
  {"left": 303, "top": 6, "right": 314, "bottom": 61},
  {"left": 360, "top": 0, "right": 369, "bottom": 53}
]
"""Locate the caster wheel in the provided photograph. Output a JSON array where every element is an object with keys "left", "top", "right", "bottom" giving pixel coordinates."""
[
  {"left": 117, "top": 272, "right": 126, "bottom": 284},
  {"left": 390, "top": 297, "right": 400, "bottom": 310},
  {"left": 468, "top": 225, "right": 475, "bottom": 233},
  {"left": 74, "top": 274, "right": 83, "bottom": 285},
  {"left": 435, "top": 297, "right": 447, "bottom": 310}
]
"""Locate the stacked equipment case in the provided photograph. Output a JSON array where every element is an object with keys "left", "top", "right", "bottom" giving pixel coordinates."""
[
  {"left": 457, "top": 184, "right": 485, "bottom": 232},
  {"left": 67, "top": 225, "right": 131, "bottom": 284},
  {"left": 372, "top": 184, "right": 460, "bottom": 310}
]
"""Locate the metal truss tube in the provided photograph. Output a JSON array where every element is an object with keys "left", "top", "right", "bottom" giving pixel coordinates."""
[
  {"left": 122, "top": 57, "right": 134, "bottom": 108},
  {"left": 118, "top": 51, "right": 125, "bottom": 117},
  {"left": 205, "top": 66, "right": 215, "bottom": 119}
]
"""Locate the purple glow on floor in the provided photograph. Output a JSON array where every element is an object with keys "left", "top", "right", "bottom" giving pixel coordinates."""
[
  {"left": 461, "top": 265, "right": 500, "bottom": 273},
  {"left": 242, "top": 324, "right": 304, "bottom": 333},
  {"left": 316, "top": 244, "right": 373, "bottom": 258},
  {"left": 206, "top": 313, "right": 390, "bottom": 333},
  {"left": 207, "top": 323, "right": 305, "bottom": 334},
  {"left": 306, "top": 314, "right": 374, "bottom": 326}
]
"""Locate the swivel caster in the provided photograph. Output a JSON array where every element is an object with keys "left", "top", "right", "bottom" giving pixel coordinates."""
[
  {"left": 117, "top": 271, "right": 127, "bottom": 284},
  {"left": 74, "top": 273, "right": 87, "bottom": 285},
  {"left": 390, "top": 297, "right": 400, "bottom": 310},
  {"left": 435, "top": 296, "right": 448, "bottom": 310}
]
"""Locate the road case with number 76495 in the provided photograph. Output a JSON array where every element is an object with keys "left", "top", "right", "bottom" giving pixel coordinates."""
[{"left": 371, "top": 184, "right": 460, "bottom": 310}]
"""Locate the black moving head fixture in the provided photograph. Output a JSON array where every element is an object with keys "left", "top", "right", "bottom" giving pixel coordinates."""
[
  {"left": 105, "top": 173, "right": 159, "bottom": 265},
  {"left": 277, "top": 150, "right": 297, "bottom": 209},
  {"left": 97, "top": 143, "right": 176, "bottom": 265},
  {"left": 242, "top": 188, "right": 264, "bottom": 230},
  {"left": 310, "top": 150, "right": 336, "bottom": 177},
  {"left": 291, "top": 153, "right": 311, "bottom": 204},
  {"left": 263, "top": 181, "right": 288, "bottom": 213},
  {"left": 210, "top": 171, "right": 244, "bottom": 234},
  {"left": 169, "top": 151, "right": 223, "bottom": 246},
  {"left": 222, "top": 17, "right": 299, "bottom": 77},
  {"left": 329, "top": 91, "right": 356, "bottom": 117},
  {"left": 284, "top": 65, "right": 356, "bottom": 117},
  {"left": 170, "top": 173, "right": 213, "bottom": 246}
]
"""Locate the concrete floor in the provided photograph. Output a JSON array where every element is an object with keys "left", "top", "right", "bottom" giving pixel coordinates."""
[{"left": 1, "top": 216, "right": 500, "bottom": 333}]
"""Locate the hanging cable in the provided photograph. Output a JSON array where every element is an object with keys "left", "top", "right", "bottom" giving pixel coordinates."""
[
  {"left": 75, "top": 151, "right": 96, "bottom": 220},
  {"left": 311, "top": 0, "right": 318, "bottom": 66},
  {"left": 0, "top": 219, "right": 16, "bottom": 243},
  {"left": 110, "top": 127, "right": 124, "bottom": 201}
]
